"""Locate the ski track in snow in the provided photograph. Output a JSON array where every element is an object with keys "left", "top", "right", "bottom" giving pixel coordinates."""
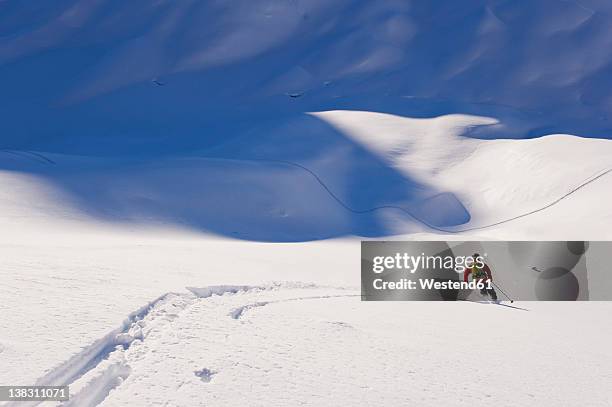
[
  {"left": 1, "top": 150, "right": 611, "bottom": 235},
  {"left": 0, "top": 150, "right": 56, "bottom": 165},
  {"left": 1, "top": 291, "right": 184, "bottom": 407},
  {"left": 2, "top": 284, "right": 355, "bottom": 407},
  {"left": 229, "top": 294, "right": 361, "bottom": 320},
  {"left": 3, "top": 281, "right": 610, "bottom": 407},
  {"left": 222, "top": 157, "right": 612, "bottom": 234}
]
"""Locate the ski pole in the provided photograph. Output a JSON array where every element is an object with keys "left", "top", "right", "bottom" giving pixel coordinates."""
[{"left": 491, "top": 281, "right": 514, "bottom": 303}]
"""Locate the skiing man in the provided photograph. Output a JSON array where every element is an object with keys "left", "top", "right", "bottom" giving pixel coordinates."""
[{"left": 464, "top": 253, "right": 498, "bottom": 301}]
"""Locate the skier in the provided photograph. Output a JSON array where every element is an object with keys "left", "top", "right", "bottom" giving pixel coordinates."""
[{"left": 464, "top": 253, "right": 498, "bottom": 301}]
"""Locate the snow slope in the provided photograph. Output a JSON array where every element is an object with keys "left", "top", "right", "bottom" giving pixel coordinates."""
[
  {"left": 2, "top": 274, "right": 612, "bottom": 406},
  {"left": 34, "top": 288, "right": 612, "bottom": 407},
  {"left": 1, "top": 110, "right": 610, "bottom": 239},
  {"left": 2, "top": 0, "right": 612, "bottom": 239},
  {"left": 2, "top": 0, "right": 612, "bottom": 156},
  {"left": 1, "top": 111, "right": 611, "bottom": 406}
]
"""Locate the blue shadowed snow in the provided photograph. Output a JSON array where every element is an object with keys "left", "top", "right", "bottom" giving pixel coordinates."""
[
  {"left": 1, "top": 0, "right": 612, "bottom": 155},
  {"left": 0, "top": 0, "right": 610, "bottom": 240}
]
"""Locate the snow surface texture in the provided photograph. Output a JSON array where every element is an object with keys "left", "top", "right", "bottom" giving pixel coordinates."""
[
  {"left": 2, "top": 284, "right": 612, "bottom": 407},
  {"left": 1, "top": 1, "right": 612, "bottom": 406},
  {"left": 1, "top": 0, "right": 612, "bottom": 240},
  {"left": 1, "top": 112, "right": 610, "bottom": 240},
  {"left": 2, "top": 0, "right": 612, "bottom": 153}
]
